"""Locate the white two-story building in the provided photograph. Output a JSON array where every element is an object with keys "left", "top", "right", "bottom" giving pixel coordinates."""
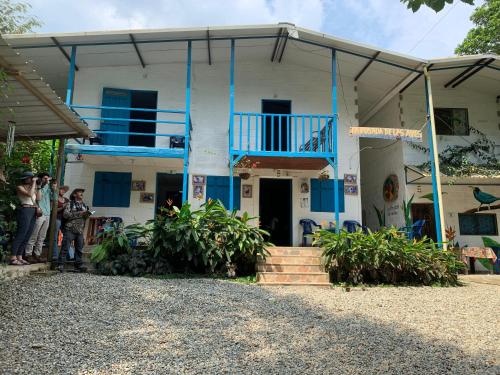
[{"left": 4, "top": 24, "right": 499, "bottom": 250}]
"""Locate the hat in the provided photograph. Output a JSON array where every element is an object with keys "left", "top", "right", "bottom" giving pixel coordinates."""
[
  {"left": 19, "top": 171, "right": 35, "bottom": 180},
  {"left": 70, "top": 188, "right": 85, "bottom": 198},
  {"left": 59, "top": 185, "right": 70, "bottom": 192}
]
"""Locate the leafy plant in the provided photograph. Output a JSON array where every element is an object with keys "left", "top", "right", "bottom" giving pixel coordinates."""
[
  {"left": 313, "top": 227, "right": 464, "bottom": 285},
  {"left": 400, "top": 0, "right": 474, "bottom": 12},
  {"left": 90, "top": 222, "right": 132, "bottom": 263},
  {"left": 373, "top": 205, "right": 386, "bottom": 227},
  {"left": 402, "top": 194, "right": 415, "bottom": 227},
  {"left": 92, "top": 200, "right": 270, "bottom": 277}
]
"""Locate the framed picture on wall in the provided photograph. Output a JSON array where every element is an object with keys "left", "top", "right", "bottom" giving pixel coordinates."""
[
  {"left": 140, "top": 192, "right": 155, "bottom": 203},
  {"left": 193, "top": 185, "right": 204, "bottom": 199},
  {"left": 344, "top": 174, "right": 357, "bottom": 185},
  {"left": 242, "top": 184, "right": 252, "bottom": 198},
  {"left": 192, "top": 175, "right": 205, "bottom": 185},
  {"left": 344, "top": 185, "right": 358, "bottom": 195},
  {"left": 131, "top": 180, "right": 146, "bottom": 191}
]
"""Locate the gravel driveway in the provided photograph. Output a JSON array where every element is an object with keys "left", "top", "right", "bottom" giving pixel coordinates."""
[{"left": 1, "top": 274, "right": 499, "bottom": 374}]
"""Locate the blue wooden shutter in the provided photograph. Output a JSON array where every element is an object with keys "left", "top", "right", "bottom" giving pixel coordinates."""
[
  {"left": 101, "top": 88, "right": 131, "bottom": 146},
  {"left": 206, "top": 176, "right": 241, "bottom": 210},
  {"left": 310, "top": 178, "right": 344, "bottom": 213},
  {"left": 311, "top": 179, "right": 321, "bottom": 212},
  {"left": 93, "top": 172, "right": 132, "bottom": 207}
]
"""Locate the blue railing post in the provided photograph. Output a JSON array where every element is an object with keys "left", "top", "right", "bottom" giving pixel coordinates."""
[
  {"left": 229, "top": 39, "right": 235, "bottom": 211},
  {"left": 332, "top": 48, "right": 340, "bottom": 233},
  {"left": 182, "top": 41, "right": 192, "bottom": 203}
]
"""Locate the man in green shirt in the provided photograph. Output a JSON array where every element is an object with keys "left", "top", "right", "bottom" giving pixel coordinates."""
[{"left": 25, "top": 172, "right": 55, "bottom": 263}]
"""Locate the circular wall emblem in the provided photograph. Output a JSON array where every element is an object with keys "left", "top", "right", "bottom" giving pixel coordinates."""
[{"left": 383, "top": 174, "right": 399, "bottom": 202}]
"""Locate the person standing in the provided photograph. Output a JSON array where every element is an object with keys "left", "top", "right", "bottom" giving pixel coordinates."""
[
  {"left": 51, "top": 185, "right": 69, "bottom": 262},
  {"left": 58, "top": 188, "right": 91, "bottom": 272},
  {"left": 25, "top": 173, "right": 54, "bottom": 263},
  {"left": 9, "top": 172, "right": 40, "bottom": 266}
]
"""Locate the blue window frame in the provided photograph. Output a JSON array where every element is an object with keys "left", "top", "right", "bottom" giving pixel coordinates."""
[
  {"left": 310, "top": 178, "right": 345, "bottom": 213},
  {"left": 93, "top": 172, "right": 132, "bottom": 207},
  {"left": 206, "top": 176, "right": 241, "bottom": 210}
]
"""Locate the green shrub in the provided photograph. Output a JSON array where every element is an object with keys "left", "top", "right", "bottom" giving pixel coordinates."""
[
  {"left": 92, "top": 200, "right": 270, "bottom": 277},
  {"left": 313, "top": 227, "right": 464, "bottom": 285},
  {"left": 90, "top": 222, "right": 132, "bottom": 263}
]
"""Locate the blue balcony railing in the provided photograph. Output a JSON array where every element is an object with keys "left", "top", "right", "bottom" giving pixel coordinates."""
[
  {"left": 70, "top": 104, "right": 190, "bottom": 151},
  {"left": 231, "top": 112, "right": 335, "bottom": 157}
]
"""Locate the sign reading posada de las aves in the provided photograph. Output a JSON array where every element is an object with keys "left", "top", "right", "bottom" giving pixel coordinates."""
[{"left": 349, "top": 127, "right": 422, "bottom": 142}]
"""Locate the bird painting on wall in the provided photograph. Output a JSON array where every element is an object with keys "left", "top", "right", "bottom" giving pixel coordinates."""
[{"left": 471, "top": 187, "right": 500, "bottom": 211}]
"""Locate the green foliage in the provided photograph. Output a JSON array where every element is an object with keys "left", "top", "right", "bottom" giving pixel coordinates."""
[
  {"left": 402, "top": 194, "right": 415, "bottom": 227},
  {"left": 456, "top": 0, "right": 500, "bottom": 55},
  {"left": 0, "top": 0, "right": 41, "bottom": 34},
  {"left": 373, "top": 205, "right": 386, "bottom": 227},
  {"left": 313, "top": 227, "right": 464, "bottom": 285},
  {"left": 90, "top": 222, "right": 132, "bottom": 263},
  {"left": 91, "top": 200, "right": 270, "bottom": 277},
  {"left": 401, "top": 0, "right": 474, "bottom": 12},
  {"left": 0, "top": 140, "right": 58, "bottom": 251},
  {"left": 407, "top": 126, "right": 499, "bottom": 178}
]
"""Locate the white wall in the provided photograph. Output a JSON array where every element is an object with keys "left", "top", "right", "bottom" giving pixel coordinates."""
[
  {"left": 360, "top": 96, "right": 406, "bottom": 230},
  {"left": 67, "top": 58, "right": 361, "bottom": 245},
  {"left": 401, "top": 87, "right": 500, "bottom": 166}
]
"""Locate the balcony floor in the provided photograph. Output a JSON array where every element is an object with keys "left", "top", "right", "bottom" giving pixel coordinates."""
[
  {"left": 65, "top": 144, "right": 184, "bottom": 159},
  {"left": 235, "top": 155, "right": 329, "bottom": 170}
]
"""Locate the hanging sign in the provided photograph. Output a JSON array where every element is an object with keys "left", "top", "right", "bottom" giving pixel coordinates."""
[{"left": 349, "top": 127, "right": 422, "bottom": 142}]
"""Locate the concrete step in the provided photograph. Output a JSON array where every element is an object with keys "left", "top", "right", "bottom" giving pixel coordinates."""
[
  {"left": 258, "top": 281, "right": 331, "bottom": 287},
  {"left": 266, "top": 247, "right": 323, "bottom": 257},
  {"left": 0, "top": 263, "right": 50, "bottom": 282},
  {"left": 257, "top": 263, "right": 324, "bottom": 273},
  {"left": 256, "top": 271, "right": 329, "bottom": 284},
  {"left": 258, "top": 255, "right": 323, "bottom": 265}
]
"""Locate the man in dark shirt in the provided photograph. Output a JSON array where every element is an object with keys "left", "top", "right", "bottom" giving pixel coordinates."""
[{"left": 58, "top": 188, "right": 91, "bottom": 272}]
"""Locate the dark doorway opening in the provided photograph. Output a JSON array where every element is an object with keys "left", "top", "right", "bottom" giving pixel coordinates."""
[
  {"left": 411, "top": 203, "right": 437, "bottom": 242},
  {"left": 259, "top": 178, "right": 292, "bottom": 246},
  {"left": 129, "top": 90, "right": 157, "bottom": 147},
  {"left": 156, "top": 173, "right": 183, "bottom": 214},
  {"left": 262, "top": 99, "right": 291, "bottom": 152}
]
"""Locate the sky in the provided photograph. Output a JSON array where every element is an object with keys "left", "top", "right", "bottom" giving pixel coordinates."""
[{"left": 27, "top": 0, "right": 482, "bottom": 59}]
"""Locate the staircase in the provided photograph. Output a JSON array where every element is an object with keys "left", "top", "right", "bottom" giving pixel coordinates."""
[{"left": 257, "top": 247, "right": 330, "bottom": 286}]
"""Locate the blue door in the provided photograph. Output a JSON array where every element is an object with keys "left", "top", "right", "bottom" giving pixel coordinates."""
[{"left": 101, "top": 88, "right": 131, "bottom": 146}]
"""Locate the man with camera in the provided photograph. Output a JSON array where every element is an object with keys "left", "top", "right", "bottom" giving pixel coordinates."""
[
  {"left": 58, "top": 188, "right": 92, "bottom": 272},
  {"left": 25, "top": 172, "right": 55, "bottom": 263}
]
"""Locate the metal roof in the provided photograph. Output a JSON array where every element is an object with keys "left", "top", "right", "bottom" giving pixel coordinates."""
[{"left": 0, "top": 35, "right": 93, "bottom": 140}]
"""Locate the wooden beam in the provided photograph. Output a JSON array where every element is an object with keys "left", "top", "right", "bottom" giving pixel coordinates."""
[
  {"left": 443, "top": 58, "right": 486, "bottom": 88},
  {"left": 354, "top": 51, "right": 380, "bottom": 82},
  {"left": 207, "top": 29, "right": 212, "bottom": 65},
  {"left": 129, "top": 34, "right": 146, "bottom": 68},
  {"left": 360, "top": 64, "right": 424, "bottom": 124},
  {"left": 51, "top": 37, "right": 79, "bottom": 71},
  {"left": 451, "top": 58, "right": 495, "bottom": 88},
  {"left": 47, "top": 139, "right": 65, "bottom": 263}
]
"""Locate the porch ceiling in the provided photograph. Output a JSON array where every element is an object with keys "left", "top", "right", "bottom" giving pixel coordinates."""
[{"left": 236, "top": 156, "right": 329, "bottom": 170}]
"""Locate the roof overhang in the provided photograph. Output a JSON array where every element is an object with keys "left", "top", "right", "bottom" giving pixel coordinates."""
[{"left": 0, "top": 35, "right": 93, "bottom": 140}]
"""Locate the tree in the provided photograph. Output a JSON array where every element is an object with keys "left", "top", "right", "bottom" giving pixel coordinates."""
[
  {"left": 0, "top": 0, "right": 41, "bottom": 34},
  {"left": 455, "top": 0, "right": 500, "bottom": 55},
  {"left": 401, "top": 0, "right": 474, "bottom": 12}
]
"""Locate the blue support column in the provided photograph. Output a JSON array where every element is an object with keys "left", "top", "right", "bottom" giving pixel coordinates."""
[
  {"left": 424, "top": 68, "right": 445, "bottom": 245},
  {"left": 229, "top": 39, "right": 235, "bottom": 211},
  {"left": 65, "top": 46, "right": 77, "bottom": 106},
  {"left": 332, "top": 49, "right": 340, "bottom": 232},
  {"left": 62, "top": 46, "right": 77, "bottom": 184},
  {"left": 182, "top": 41, "right": 192, "bottom": 203}
]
